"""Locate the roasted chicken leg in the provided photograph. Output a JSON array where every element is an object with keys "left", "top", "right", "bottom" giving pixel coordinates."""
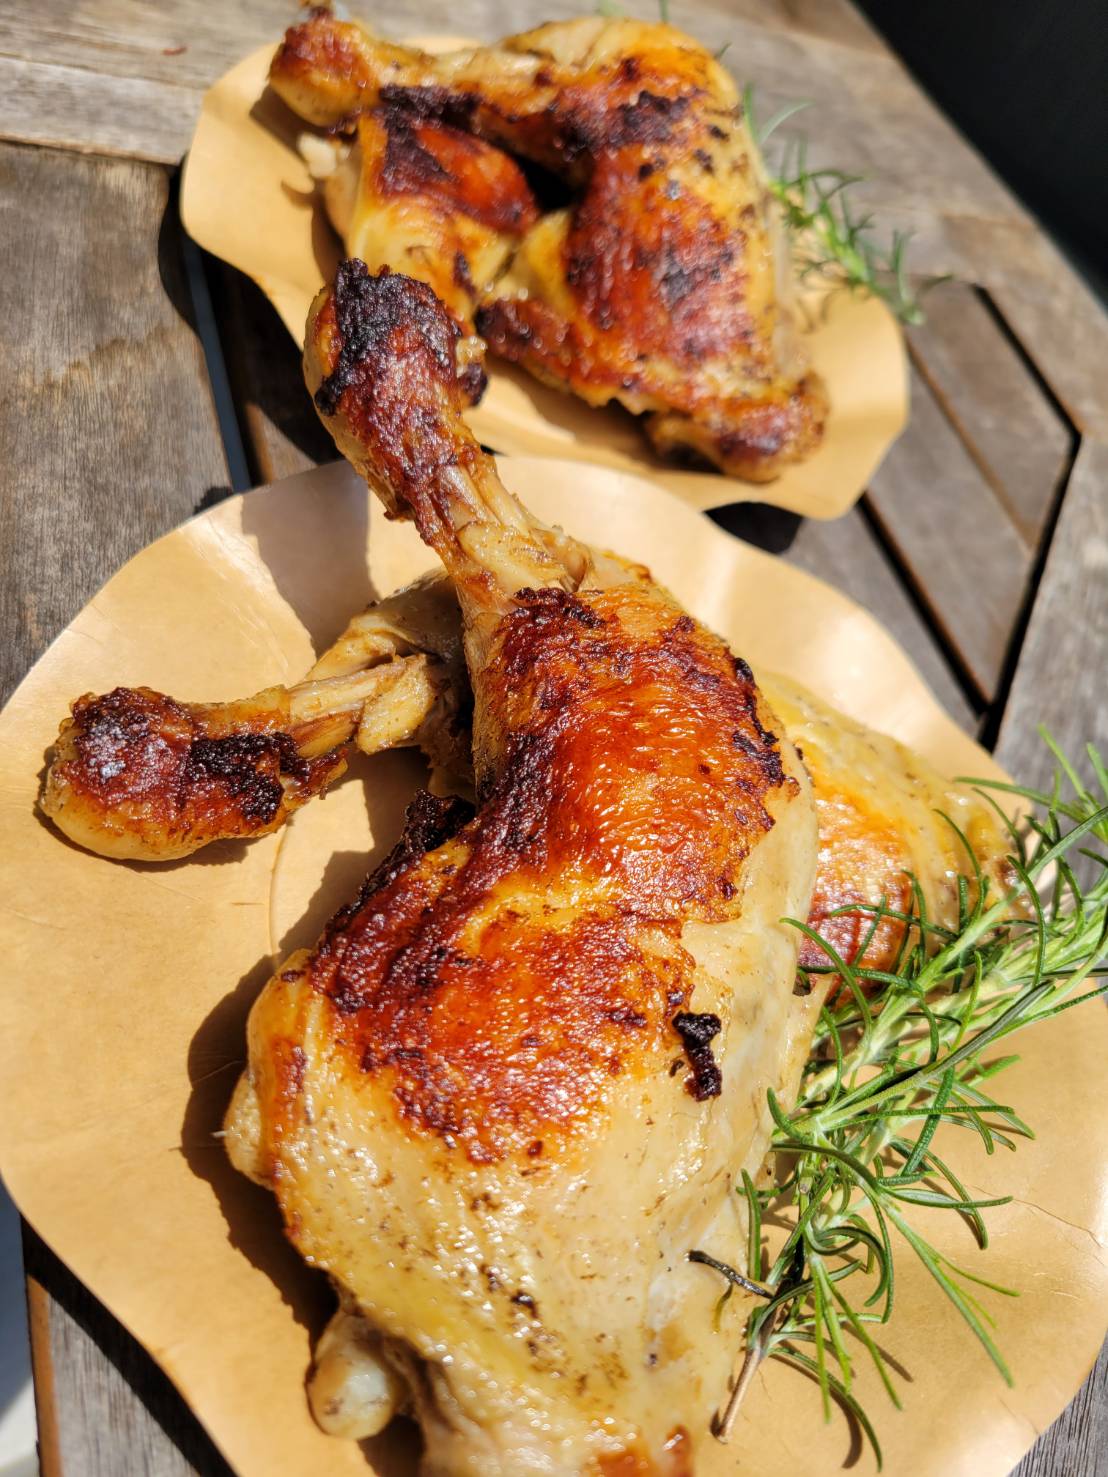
[
  {"left": 41, "top": 560, "right": 1009, "bottom": 979},
  {"left": 271, "top": 11, "right": 828, "bottom": 481},
  {"left": 226, "top": 261, "right": 819, "bottom": 1474}
]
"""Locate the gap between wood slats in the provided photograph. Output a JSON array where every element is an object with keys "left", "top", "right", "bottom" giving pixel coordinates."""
[
  {"left": 181, "top": 230, "right": 252, "bottom": 495},
  {"left": 906, "top": 283, "right": 1075, "bottom": 550},
  {"left": 864, "top": 359, "right": 1031, "bottom": 708},
  {"left": 992, "top": 437, "right": 1106, "bottom": 776},
  {"left": 853, "top": 494, "right": 985, "bottom": 719},
  {"left": 201, "top": 259, "right": 335, "bottom": 487},
  {"left": 977, "top": 436, "right": 1081, "bottom": 754}
]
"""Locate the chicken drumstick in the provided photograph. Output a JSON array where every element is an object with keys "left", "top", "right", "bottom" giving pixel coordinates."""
[{"left": 40, "top": 573, "right": 465, "bottom": 860}]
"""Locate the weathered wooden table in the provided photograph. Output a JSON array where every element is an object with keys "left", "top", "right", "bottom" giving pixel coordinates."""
[{"left": 2, "top": 1, "right": 1106, "bottom": 1472}]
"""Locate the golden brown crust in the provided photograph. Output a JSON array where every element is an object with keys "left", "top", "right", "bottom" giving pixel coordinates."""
[
  {"left": 42, "top": 685, "right": 344, "bottom": 856},
  {"left": 371, "top": 109, "right": 537, "bottom": 238},
  {"left": 285, "top": 583, "right": 794, "bottom": 1164},
  {"left": 310, "top": 262, "right": 490, "bottom": 521},
  {"left": 333, "top": 109, "right": 538, "bottom": 372},
  {"left": 276, "top": 14, "right": 829, "bottom": 481},
  {"left": 270, "top": 9, "right": 383, "bottom": 123}
]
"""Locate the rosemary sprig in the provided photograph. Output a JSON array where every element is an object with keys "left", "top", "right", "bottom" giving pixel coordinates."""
[
  {"left": 744, "top": 85, "right": 944, "bottom": 325},
  {"left": 692, "top": 733, "right": 1108, "bottom": 1467}
]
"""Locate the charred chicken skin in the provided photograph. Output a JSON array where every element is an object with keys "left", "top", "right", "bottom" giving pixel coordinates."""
[
  {"left": 270, "top": 11, "right": 828, "bottom": 480},
  {"left": 311, "top": 107, "right": 539, "bottom": 402},
  {"left": 225, "top": 261, "right": 819, "bottom": 1474},
  {"left": 40, "top": 574, "right": 466, "bottom": 861}
]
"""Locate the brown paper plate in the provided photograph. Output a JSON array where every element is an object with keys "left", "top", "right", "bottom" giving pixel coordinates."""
[
  {"left": 180, "top": 42, "right": 908, "bottom": 521},
  {"left": 1, "top": 459, "right": 1105, "bottom": 1477}
]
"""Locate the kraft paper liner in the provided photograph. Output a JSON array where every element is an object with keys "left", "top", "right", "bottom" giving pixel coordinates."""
[
  {"left": 0, "top": 458, "right": 1105, "bottom": 1477},
  {"left": 180, "top": 42, "right": 908, "bottom": 521}
]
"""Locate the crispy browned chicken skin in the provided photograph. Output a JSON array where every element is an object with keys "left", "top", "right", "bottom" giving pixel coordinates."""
[
  {"left": 313, "top": 108, "right": 538, "bottom": 402},
  {"left": 38, "top": 569, "right": 1009, "bottom": 977},
  {"left": 271, "top": 11, "right": 828, "bottom": 480},
  {"left": 40, "top": 575, "right": 466, "bottom": 860},
  {"left": 226, "top": 261, "right": 819, "bottom": 1472}
]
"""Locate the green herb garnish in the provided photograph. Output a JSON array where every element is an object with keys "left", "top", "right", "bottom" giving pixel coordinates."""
[
  {"left": 692, "top": 732, "right": 1108, "bottom": 1467},
  {"left": 744, "top": 86, "right": 944, "bottom": 326}
]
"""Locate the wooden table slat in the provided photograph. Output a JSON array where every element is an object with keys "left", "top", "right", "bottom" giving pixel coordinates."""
[
  {"left": 864, "top": 360, "right": 1033, "bottom": 703},
  {"left": 1011, "top": 1340, "right": 1108, "bottom": 1477},
  {"left": 906, "top": 283, "right": 1075, "bottom": 550},
  {"left": 992, "top": 437, "right": 1108, "bottom": 1475},
  {"left": 0, "top": 141, "right": 229, "bottom": 706},
  {"left": 994, "top": 437, "right": 1108, "bottom": 789}
]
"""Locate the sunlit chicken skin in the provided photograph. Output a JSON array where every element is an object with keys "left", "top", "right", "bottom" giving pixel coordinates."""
[
  {"left": 312, "top": 108, "right": 538, "bottom": 401},
  {"left": 225, "top": 261, "right": 818, "bottom": 1474},
  {"left": 40, "top": 566, "right": 1009, "bottom": 978},
  {"left": 270, "top": 11, "right": 828, "bottom": 480},
  {"left": 40, "top": 575, "right": 466, "bottom": 861},
  {"left": 767, "top": 676, "right": 1013, "bottom": 975}
]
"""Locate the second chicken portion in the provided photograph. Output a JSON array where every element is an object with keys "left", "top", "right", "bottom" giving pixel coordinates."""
[{"left": 271, "top": 10, "right": 828, "bottom": 481}]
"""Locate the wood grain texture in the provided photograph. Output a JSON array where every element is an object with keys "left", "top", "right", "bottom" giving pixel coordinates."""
[
  {"left": 0, "top": 0, "right": 885, "bottom": 101},
  {"left": 984, "top": 231, "right": 1108, "bottom": 442},
  {"left": 0, "top": 141, "right": 228, "bottom": 707},
  {"left": 864, "top": 362, "right": 1032, "bottom": 703},
  {"left": 1011, "top": 1341, "right": 1108, "bottom": 1477},
  {"left": 0, "top": 139, "right": 230, "bottom": 1477},
  {"left": 24, "top": 1240, "right": 228, "bottom": 1477},
  {"left": 906, "top": 284, "right": 1074, "bottom": 549},
  {"left": 994, "top": 439, "right": 1108, "bottom": 792},
  {"left": 0, "top": 54, "right": 200, "bottom": 165},
  {"left": 994, "top": 440, "right": 1108, "bottom": 1477}
]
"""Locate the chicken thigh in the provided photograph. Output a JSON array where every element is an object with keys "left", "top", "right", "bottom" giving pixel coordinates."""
[
  {"left": 315, "top": 107, "right": 538, "bottom": 400},
  {"left": 226, "top": 261, "right": 818, "bottom": 1474}
]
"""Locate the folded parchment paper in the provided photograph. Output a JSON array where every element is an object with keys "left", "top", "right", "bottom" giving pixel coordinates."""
[
  {"left": 1, "top": 461, "right": 1104, "bottom": 1477},
  {"left": 180, "top": 42, "right": 909, "bottom": 520}
]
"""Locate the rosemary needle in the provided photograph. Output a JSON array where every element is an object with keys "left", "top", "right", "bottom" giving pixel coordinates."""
[
  {"left": 691, "top": 733, "right": 1108, "bottom": 1468},
  {"left": 600, "top": 0, "right": 937, "bottom": 322},
  {"left": 744, "top": 84, "right": 946, "bottom": 326}
]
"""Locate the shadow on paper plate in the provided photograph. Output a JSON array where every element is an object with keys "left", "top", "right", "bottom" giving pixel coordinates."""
[
  {"left": 179, "top": 749, "right": 431, "bottom": 1471},
  {"left": 239, "top": 470, "right": 376, "bottom": 659}
]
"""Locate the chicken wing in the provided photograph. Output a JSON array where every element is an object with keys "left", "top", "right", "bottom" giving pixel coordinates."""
[
  {"left": 270, "top": 11, "right": 827, "bottom": 481},
  {"left": 226, "top": 261, "right": 818, "bottom": 1474}
]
